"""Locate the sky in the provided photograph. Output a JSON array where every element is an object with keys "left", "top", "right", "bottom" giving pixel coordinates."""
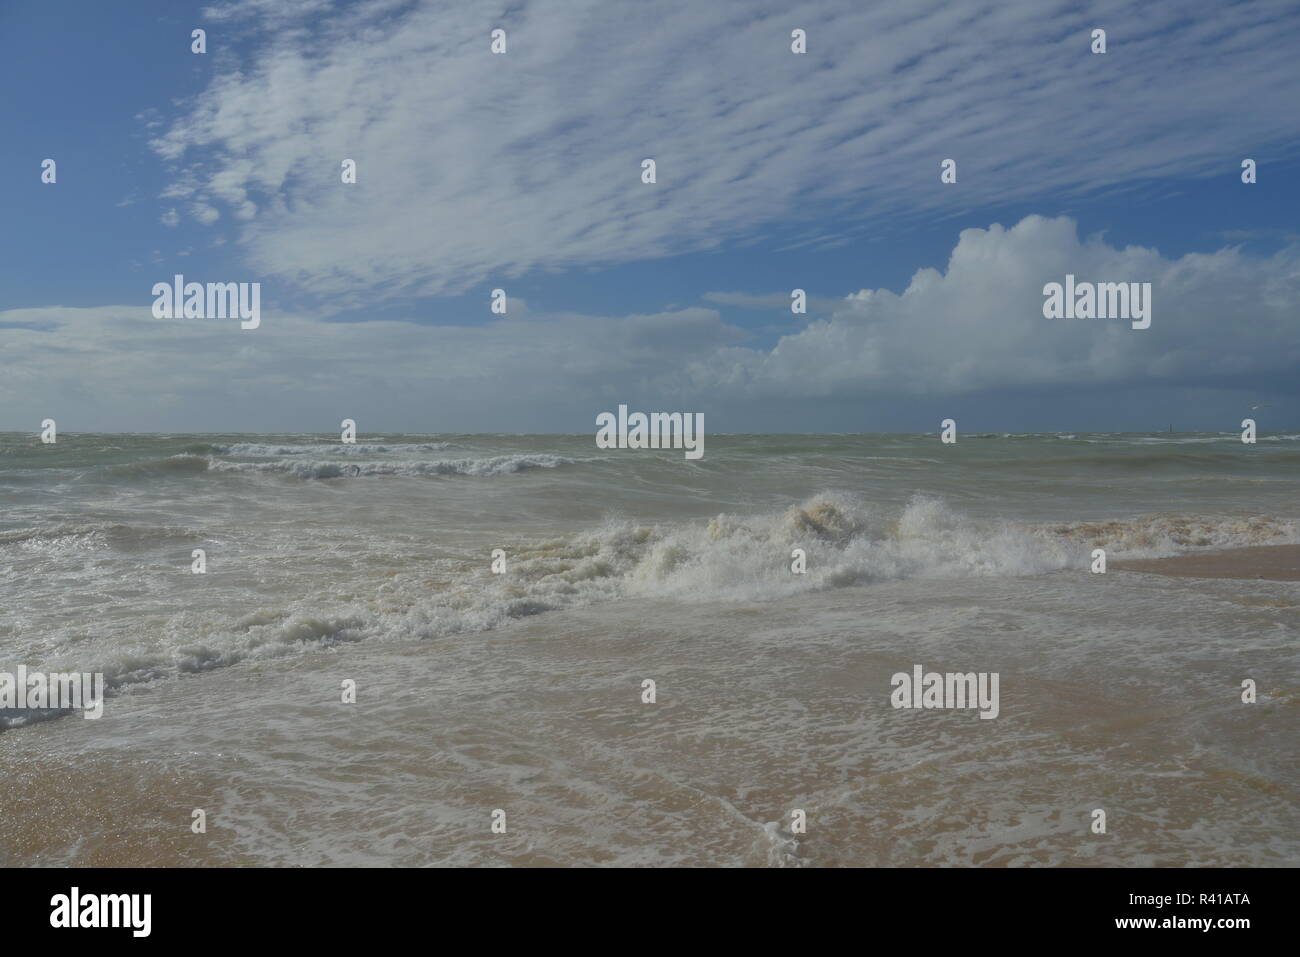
[{"left": 2, "top": 0, "right": 1299, "bottom": 433}]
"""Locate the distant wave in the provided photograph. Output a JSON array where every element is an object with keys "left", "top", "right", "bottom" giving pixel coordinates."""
[
  {"left": 34, "top": 449, "right": 571, "bottom": 484},
  {"left": 1041, "top": 449, "right": 1300, "bottom": 469},
  {"left": 105, "top": 454, "right": 213, "bottom": 477},
  {"left": 206, "top": 453, "right": 578, "bottom": 479},
  {"left": 969, "top": 432, "right": 1075, "bottom": 439},
  {"left": 178, "top": 442, "right": 226, "bottom": 454},
  {"left": 211, "top": 442, "right": 450, "bottom": 456}
]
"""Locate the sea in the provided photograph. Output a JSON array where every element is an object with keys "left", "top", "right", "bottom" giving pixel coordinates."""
[{"left": 1, "top": 431, "right": 1297, "bottom": 866}]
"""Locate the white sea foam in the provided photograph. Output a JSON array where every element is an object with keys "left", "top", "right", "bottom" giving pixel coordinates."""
[
  {"left": 18, "top": 493, "right": 1295, "bottom": 701},
  {"left": 1030, "top": 512, "right": 1300, "bottom": 558}
]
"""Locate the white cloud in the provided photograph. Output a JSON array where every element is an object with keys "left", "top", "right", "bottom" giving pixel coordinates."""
[
  {"left": 683, "top": 215, "right": 1300, "bottom": 399},
  {"left": 191, "top": 202, "right": 221, "bottom": 225},
  {"left": 704, "top": 291, "right": 844, "bottom": 314},
  {"left": 150, "top": 0, "right": 1300, "bottom": 304},
  {"left": 0, "top": 302, "right": 744, "bottom": 431},
  {"left": 4, "top": 217, "right": 1297, "bottom": 431}
]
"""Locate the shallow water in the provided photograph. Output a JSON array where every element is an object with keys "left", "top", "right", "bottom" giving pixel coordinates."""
[{"left": 2, "top": 432, "right": 1297, "bottom": 865}]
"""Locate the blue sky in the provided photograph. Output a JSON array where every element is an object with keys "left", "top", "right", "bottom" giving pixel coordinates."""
[{"left": 2, "top": 0, "right": 1299, "bottom": 432}]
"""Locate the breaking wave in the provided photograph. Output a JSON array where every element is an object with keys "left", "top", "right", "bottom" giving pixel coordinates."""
[{"left": 17, "top": 495, "right": 1298, "bottom": 704}]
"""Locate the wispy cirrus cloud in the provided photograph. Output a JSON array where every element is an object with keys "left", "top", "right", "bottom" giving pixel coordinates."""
[{"left": 150, "top": 0, "right": 1300, "bottom": 305}]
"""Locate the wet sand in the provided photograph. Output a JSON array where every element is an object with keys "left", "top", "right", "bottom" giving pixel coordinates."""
[{"left": 1112, "top": 544, "right": 1300, "bottom": 581}]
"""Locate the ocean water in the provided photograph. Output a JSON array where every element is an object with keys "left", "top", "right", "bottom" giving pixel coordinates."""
[{"left": 1, "top": 432, "right": 1297, "bottom": 866}]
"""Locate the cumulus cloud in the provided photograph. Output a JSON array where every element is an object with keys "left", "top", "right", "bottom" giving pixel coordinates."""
[
  {"left": 149, "top": 0, "right": 1300, "bottom": 305},
  {"left": 4, "top": 217, "right": 1297, "bottom": 431},
  {"left": 683, "top": 216, "right": 1300, "bottom": 399}
]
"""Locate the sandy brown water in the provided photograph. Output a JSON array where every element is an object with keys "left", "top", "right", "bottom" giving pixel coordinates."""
[
  {"left": 1114, "top": 544, "right": 1300, "bottom": 581},
  {"left": 5, "top": 569, "right": 1296, "bottom": 867}
]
